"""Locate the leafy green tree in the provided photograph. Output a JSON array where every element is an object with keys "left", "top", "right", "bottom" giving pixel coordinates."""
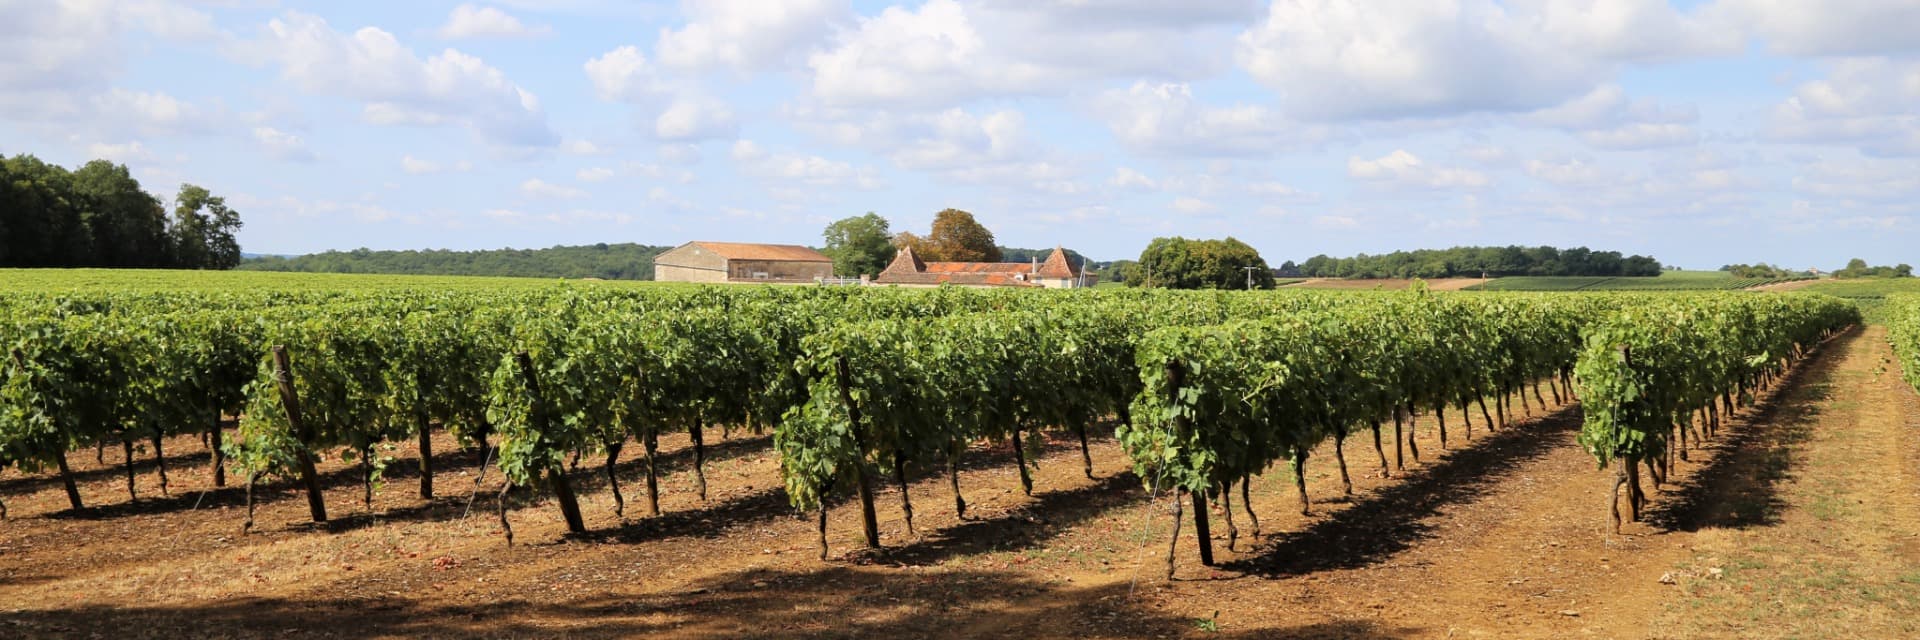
[
  {"left": 171, "top": 184, "right": 243, "bottom": 269},
  {"left": 1132, "top": 236, "right": 1275, "bottom": 289},
  {"left": 72, "top": 160, "right": 169, "bottom": 267},
  {"left": 820, "top": 212, "right": 896, "bottom": 277}
]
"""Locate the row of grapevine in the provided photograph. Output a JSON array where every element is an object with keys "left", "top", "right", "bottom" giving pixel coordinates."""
[
  {"left": 775, "top": 310, "right": 1139, "bottom": 557},
  {"left": 1573, "top": 294, "right": 1858, "bottom": 531},
  {"left": 1889, "top": 294, "right": 1920, "bottom": 396},
  {"left": 1119, "top": 293, "right": 1595, "bottom": 573},
  {"left": 0, "top": 284, "right": 1861, "bottom": 566}
]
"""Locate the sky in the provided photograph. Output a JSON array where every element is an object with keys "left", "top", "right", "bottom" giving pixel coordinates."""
[{"left": 3, "top": 1, "right": 1918, "bottom": 269}]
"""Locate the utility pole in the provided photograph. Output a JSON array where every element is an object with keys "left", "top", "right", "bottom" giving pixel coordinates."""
[{"left": 1242, "top": 265, "right": 1260, "bottom": 290}]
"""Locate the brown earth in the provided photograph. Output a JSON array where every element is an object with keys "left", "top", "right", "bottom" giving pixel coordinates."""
[
  {"left": 1283, "top": 278, "right": 1489, "bottom": 291},
  {"left": 0, "top": 327, "right": 1910, "bottom": 639}
]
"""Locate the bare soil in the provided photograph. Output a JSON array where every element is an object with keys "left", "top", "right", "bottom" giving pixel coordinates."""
[{"left": 0, "top": 327, "right": 1909, "bottom": 639}]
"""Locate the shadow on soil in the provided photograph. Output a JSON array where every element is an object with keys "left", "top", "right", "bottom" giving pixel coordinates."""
[
  {"left": 33, "top": 431, "right": 775, "bottom": 524},
  {"left": 1225, "top": 404, "right": 1583, "bottom": 577},
  {"left": 1642, "top": 328, "right": 1849, "bottom": 533},
  {"left": 0, "top": 565, "right": 1422, "bottom": 639}
]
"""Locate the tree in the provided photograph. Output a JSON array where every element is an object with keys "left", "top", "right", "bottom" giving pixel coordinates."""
[
  {"left": 1132, "top": 236, "right": 1275, "bottom": 289},
  {"left": 925, "top": 209, "right": 1001, "bottom": 263},
  {"left": 891, "top": 231, "right": 934, "bottom": 259},
  {"left": 821, "top": 213, "right": 896, "bottom": 277},
  {"left": 72, "top": 160, "right": 169, "bottom": 267},
  {"left": 171, "top": 184, "right": 243, "bottom": 269}
]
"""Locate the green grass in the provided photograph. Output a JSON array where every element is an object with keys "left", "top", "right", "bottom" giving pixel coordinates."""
[
  {"left": 1794, "top": 278, "right": 1920, "bottom": 297},
  {"left": 1794, "top": 278, "right": 1920, "bottom": 324},
  {"left": 1469, "top": 270, "right": 1809, "bottom": 292}
]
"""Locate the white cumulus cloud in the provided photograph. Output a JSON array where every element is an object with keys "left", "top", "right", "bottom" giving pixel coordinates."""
[
  {"left": 241, "top": 11, "right": 556, "bottom": 148},
  {"left": 1349, "top": 149, "right": 1490, "bottom": 189},
  {"left": 437, "top": 4, "right": 550, "bottom": 39}
]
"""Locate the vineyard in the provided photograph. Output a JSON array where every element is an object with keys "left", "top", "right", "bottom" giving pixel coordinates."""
[
  {"left": 1469, "top": 271, "right": 1811, "bottom": 292},
  {"left": 0, "top": 271, "right": 1901, "bottom": 638}
]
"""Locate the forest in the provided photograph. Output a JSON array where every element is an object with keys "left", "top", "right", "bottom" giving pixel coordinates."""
[
  {"left": 0, "top": 153, "right": 242, "bottom": 270},
  {"left": 1287, "top": 246, "right": 1663, "bottom": 279}
]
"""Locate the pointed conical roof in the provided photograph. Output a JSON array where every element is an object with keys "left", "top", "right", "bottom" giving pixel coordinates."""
[
  {"left": 1035, "top": 245, "right": 1078, "bottom": 279},
  {"left": 882, "top": 244, "right": 927, "bottom": 274}
]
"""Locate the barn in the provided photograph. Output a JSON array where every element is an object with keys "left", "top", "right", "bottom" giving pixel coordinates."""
[{"left": 652, "top": 241, "right": 836, "bottom": 284}]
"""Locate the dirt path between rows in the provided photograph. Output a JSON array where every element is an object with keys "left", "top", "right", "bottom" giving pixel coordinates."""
[{"left": 0, "top": 328, "right": 1907, "bottom": 638}]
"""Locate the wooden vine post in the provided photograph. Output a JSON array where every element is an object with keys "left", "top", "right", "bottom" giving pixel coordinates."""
[
  {"left": 271, "top": 346, "right": 329, "bottom": 524},
  {"left": 513, "top": 352, "right": 586, "bottom": 534}
]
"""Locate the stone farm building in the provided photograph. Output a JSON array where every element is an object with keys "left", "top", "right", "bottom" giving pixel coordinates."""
[
  {"left": 653, "top": 241, "right": 835, "bottom": 284},
  {"left": 874, "top": 245, "right": 1097, "bottom": 288}
]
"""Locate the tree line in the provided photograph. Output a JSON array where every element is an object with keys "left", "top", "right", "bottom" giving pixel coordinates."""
[
  {"left": 1288, "top": 246, "right": 1663, "bottom": 279},
  {"left": 1719, "top": 263, "right": 1804, "bottom": 279},
  {"left": 1833, "top": 258, "right": 1913, "bottom": 279},
  {"left": 1, "top": 153, "right": 242, "bottom": 269},
  {"left": 240, "top": 243, "right": 672, "bottom": 280}
]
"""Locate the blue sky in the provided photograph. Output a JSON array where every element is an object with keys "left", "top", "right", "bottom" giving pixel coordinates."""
[{"left": 3, "top": 1, "right": 1917, "bottom": 268}]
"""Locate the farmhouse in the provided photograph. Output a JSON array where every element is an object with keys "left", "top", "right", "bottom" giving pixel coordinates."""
[
  {"left": 653, "top": 241, "right": 835, "bottom": 284},
  {"left": 875, "top": 245, "right": 1097, "bottom": 288}
]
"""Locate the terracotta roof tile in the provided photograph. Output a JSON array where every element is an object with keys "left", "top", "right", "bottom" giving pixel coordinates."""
[
  {"left": 1035, "top": 246, "right": 1079, "bottom": 279},
  {"left": 921, "top": 261, "right": 1034, "bottom": 275}
]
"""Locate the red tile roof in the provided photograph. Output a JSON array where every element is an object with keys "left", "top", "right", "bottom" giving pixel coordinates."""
[
  {"left": 1035, "top": 246, "right": 1079, "bottom": 279},
  {"left": 876, "top": 272, "right": 1040, "bottom": 287},
  {"left": 921, "top": 261, "right": 1034, "bottom": 274},
  {"left": 687, "top": 241, "right": 832, "bottom": 262}
]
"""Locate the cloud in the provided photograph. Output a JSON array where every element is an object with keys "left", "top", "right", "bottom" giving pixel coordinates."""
[
  {"left": 1348, "top": 149, "right": 1490, "bottom": 189},
  {"left": 1790, "top": 157, "right": 1920, "bottom": 203},
  {"left": 576, "top": 167, "right": 616, "bottom": 182},
  {"left": 400, "top": 155, "right": 471, "bottom": 174},
  {"left": 1766, "top": 57, "right": 1920, "bottom": 156},
  {"left": 583, "top": 45, "right": 662, "bottom": 102},
  {"left": 1094, "top": 82, "right": 1333, "bottom": 156},
  {"left": 1236, "top": 0, "right": 1726, "bottom": 121},
  {"left": 252, "top": 126, "right": 315, "bottom": 162},
  {"left": 561, "top": 139, "right": 606, "bottom": 155},
  {"left": 437, "top": 4, "right": 550, "bottom": 39},
  {"left": 1171, "top": 197, "right": 1218, "bottom": 215},
  {"left": 88, "top": 88, "right": 220, "bottom": 137},
  {"left": 1109, "top": 167, "right": 1157, "bottom": 190},
  {"left": 240, "top": 11, "right": 556, "bottom": 148},
  {"left": 1524, "top": 156, "right": 1617, "bottom": 188},
  {"left": 520, "top": 178, "right": 588, "bottom": 199},
  {"left": 656, "top": 0, "right": 847, "bottom": 71},
  {"left": 790, "top": 104, "right": 1082, "bottom": 195},
  {"left": 87, "top": 141, "right": 155, "bottom": 164},
  {"left": 1238, "top": 1, "right": 1603, "bottom": 120},
  {"left": 1706, "top": 0, "right": 1920, "bottom": 56},
  {"left": 806, "top": 0, "right": 1249, "bottom": 107},
  {"left": 654, "top": 96, "right": 738, "bottom": 141},
  {"left": 730, "top": 139, "right": 883, "bottom": 190},
  {"left": 1527, "top": 85, "right": 1700, "bottom": 149}
]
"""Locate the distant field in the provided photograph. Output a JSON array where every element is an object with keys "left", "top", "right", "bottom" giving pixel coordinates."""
[
  {"left": 1790, "top": 278, "right": 1920, "bottom": 323},
  {"left": 1469, "top": 270, "right": 1809, "bottom": 291},
  {"left": 0, "top": 268, "right": 683, "bottom": 293},
  {"left": 1284, "top": 277, "right": 1486, "bottom": 291}
]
